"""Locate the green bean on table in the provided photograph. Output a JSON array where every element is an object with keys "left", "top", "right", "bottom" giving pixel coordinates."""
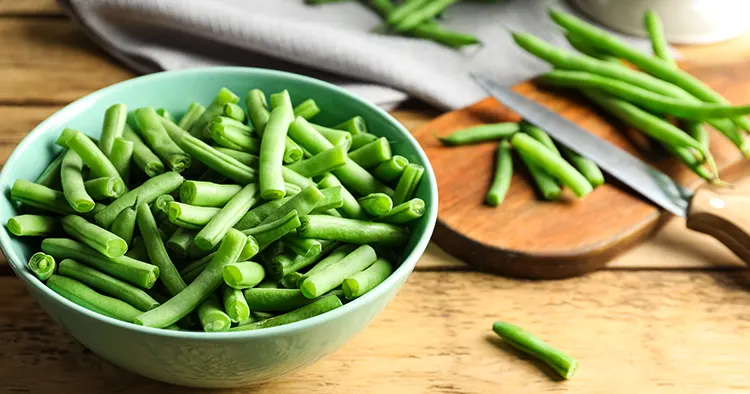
[
  {"left": 230, "top": 294, "right": 342, "bottom": 331},
  {"left": 28, "top": 252, "right": 56, "bottom": 281},
  {"left": 297, "top": 215, "right": 410, "bottom": 246},
  {"left": 122, "top": 125, "right": 165, "bottom": 177},
  {"left": 109, "top": 137, "right": 134, "bottom": 185},
  {"left": 62, "top": 215, "right": 127, "bottom": 258},
  {"left": 222, "top": 261, "right": 266, "bottom": 289},
  {"left": 7, "top": 214, "right": 58, "bottom": 237},
  {"left": 99, "top": 104, "right": 128, "bottom": 157},
  {"left": 46, "top": 275, "right": 145, "bottom": 322},
  {"left": 342, "top": 258, "right": 393, "bottom": 299},
  {"left": 136, "top": 203, "right": 186, "bottom": 295},
  {"left": 94, "top": 171, "right": 184, "bottom": 228},
  {"left": 177, "top": 102, "right": 206, "bottom": 131},
  {"left": 492, "top": 321, "right": 578, "bottom": 379},
  {"left": 300, "top": 244, "right": 377, "bottom": 298},
  {"left": 110, "top": 207, "right": 137, "bottom": 246},
  {"left": 486, "top": 140, "right": 513, "bottom": 207}
]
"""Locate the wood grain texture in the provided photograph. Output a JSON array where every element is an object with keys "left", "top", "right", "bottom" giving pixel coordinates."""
[
  {"left": 0, "top": 0, "right": 60, "bottom": 15},
  {"left": 413, "top": 59, "right": 750, "bottom": 278},
  {"left": 4, "top": 271, "right": 750, "bottom": 393}
]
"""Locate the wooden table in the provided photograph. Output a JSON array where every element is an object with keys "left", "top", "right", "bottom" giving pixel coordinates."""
[{"left": 3, "top": 2, "right": 750, "bottom": 392}]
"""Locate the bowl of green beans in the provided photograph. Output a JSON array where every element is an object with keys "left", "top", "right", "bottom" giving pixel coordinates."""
[{"left": 0, "top": 67, "right": 437, "bottom": 387}]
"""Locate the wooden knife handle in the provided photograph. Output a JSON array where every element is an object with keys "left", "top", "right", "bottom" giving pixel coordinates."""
[{"left": 686, "top": 183, "right": 750, "bottom": 264}]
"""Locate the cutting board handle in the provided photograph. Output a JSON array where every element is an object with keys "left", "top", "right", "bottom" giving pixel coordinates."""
[{"left": 687, "top": 183, "right": 750, "bottom": 264}]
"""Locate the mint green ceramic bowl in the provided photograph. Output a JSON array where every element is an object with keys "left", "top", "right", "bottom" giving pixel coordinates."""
[{"left": 0, "top": 67, "right": 437, "bottom": 387}]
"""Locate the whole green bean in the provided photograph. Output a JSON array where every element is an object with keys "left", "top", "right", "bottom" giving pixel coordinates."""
[
  {"left": 293, "top": 99, "right": 320, "bottom": 120},
  {"left": 283, "top": 234, "right": 323, "bottom": 257},
  {"left": 294, "top": 244, "right": 355, "bottom": 286},
  {"left": 61, "top": 150, "right": 95, "bottom": 212},
  {"left": 521, "top": 122, "right": 559, "bottom": 154},
  {"left": 134, "top": 107, "right": 192, "bottom": 172},
  {"left": 28, "top": 252, "right": 56, "bottom": 281},
  {"left": 392, "top": 163, "right": 424, "bottom": 205},
  {"left": 222, "top": 261, "right": 266, "bottom": 289},
  {"left": 122, "top": 125, "right": 165, "bottom": 177},
  {"left": 269, "top": 242, "right": 341, "bottom": 279},
  {"left": 285, "top": 145, "right": 348, "bottom": 177},
  {"left": 643, "top": 10, "right": 673, "bottom": 66},
  {"left": 166, "top": 227, "right": 197, "bottom": 258},
  {"left": 11, "top": 179, "right": 76, "bottom": 215},
  {"left": 58, "top": 259, "right": 159, "bottom": 311},
  {"left": 564, "top": 32, "right": 616, "bottom": 61},
  {"left": 180, "top": 181, "right": 241, "bottom": 207},
  {"left": 349, "top": 132, "right": 378, "bottom": 151},
  {"left": 188, "top": 87, "right": 240, "bottom": 139},
  {"left": 372, "top": 155, "right": 409, "bottom": 183},
  {"left": 317, "top": 173, "right": 365, "bottom": 219},
  {"left": 358, "top": 193, "right": 393, "bottom": 217},
  {"left": 84, "top": 177, "right": 125, "bottom": 200},
  {"left": 257, "top": 185, "right": 324, "bottom": 226},
  {"left": 223, "top": 102, "right": 246, "bottom": 123},
  {"left": 379, "top": 198, "right": 425, "bottom": 224},
  {"left": 300, "top": 244, "right": 377, "bottom": 298},
  {"left": 194, "top": 183, "right": 260, "bottom": 251},
  {"left": 47, "top": 275, "right": 144, "bottom": 322},
  {"left": 512, "top": 133, "right": 593, "bottom": 198},
  {"left": 234, "top": 197, "right": 291, "bottom": 230},
  {"left": 348, "top": 137, "right": 392, "bottom": 169},
  {"left": 99, "top": 104, "right": 128, "bottom": 156},
  {"left": 230, "top": 294, "right": 342, "bottom": 331},
  {"left": 56, "top": 128, "right": 124, "bottom": 184},
  {"left": 260, "top": 90, "right": 294, "bottom": 199},
  {"left": 35, "top": 151, "right": 64, "bottom": 189},
  {"left": 517, "top": 124, "right": 572, "bottom": 198},
  {"left": 136, "top": 203, "right": 186, "bottom": 295},
  {"left": 313, "top": 125, "right": 353, "bottom": 149},
  {"left": 94, "top": 171, "right": 184, "bottom": 228},
  {"left": 311, "top": 186, "right": 345, "bottom": 213},
  {"left": 246, "top": 89, "right": 271, "bottom": 135},
  {"left": 560, "top": 146, "right": 605, "bottom": 188},
  {"left": 386, "top": 0, "right": 431, "bottom": 27},
  {"left": 198, "top": 295, "right": 231, "bottom": 332},
  {"left": 110, "top": 207, "right": 137, "bottom": 245},
  {"left": 109, "top": 137, "right": 134, "bottom": 185},
  {"left": 548, "top": 9, "right": 750, "bottom": 131},
  {"left": 134, "top": 228, "right": 246, "bottom": 328},
  {"left": 298, "top": 215, "right": 410, "bottom": 246},
  {"left": 62, "top": 215, "right": 127, "bottom": 258},
  {"left": 177, "top": 102, "right": 206, "bottom": 130},
  {"left": 167, "top": 202, "right": 220, "bottom": 229},
  {"left": 393, "top": 0, "right": 458, "bottom": 32},
  {"left": 7, "top": 214, "right": 58, "bottom": 237},
  {"left": 439, "top": 123, "right": 520, "bottom": 145},
  {"left": 492, "top": 321, "right": 578, "bottom": 379},
  {"left": 342, "top": 258, "right": 392, "bottom": 299},
  {"left": 486, "top": 140, "right": 513, "bottom": 206},
  {"left": 222, "top": 285, "right": 250, "bottom": 323}
]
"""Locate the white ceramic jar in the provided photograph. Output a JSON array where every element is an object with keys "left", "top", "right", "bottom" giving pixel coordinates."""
[{"left": 571, "top": 0, "right": 750, "bottom": 44}]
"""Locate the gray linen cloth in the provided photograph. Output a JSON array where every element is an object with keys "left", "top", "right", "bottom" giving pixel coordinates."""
[{"left": 60, "top": 0, "right": 656, "bottom": 110}]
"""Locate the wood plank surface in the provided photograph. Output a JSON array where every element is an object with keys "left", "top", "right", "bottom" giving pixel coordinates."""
[
  {"left": 0, "top": 0, "right": 60, "bottom": 15},
  {"left": 4, "top": 271, "right": 750, "bottom": 393}
]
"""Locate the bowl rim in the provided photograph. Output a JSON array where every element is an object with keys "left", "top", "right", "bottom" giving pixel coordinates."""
[{"left": 0, "top": 66, "right": 438, "bottom": 340}]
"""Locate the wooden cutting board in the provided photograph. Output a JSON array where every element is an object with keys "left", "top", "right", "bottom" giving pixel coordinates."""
[{"left": 412, "top": 60, "right": 750, "bottom": 279}]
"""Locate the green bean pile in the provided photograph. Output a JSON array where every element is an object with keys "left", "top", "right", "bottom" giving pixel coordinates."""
[
  {"left": 304, "top": 0, "right": 482, "bottom": 49},
  {"left": 8, "top": 87, "right": 426, "bottom": 332}
]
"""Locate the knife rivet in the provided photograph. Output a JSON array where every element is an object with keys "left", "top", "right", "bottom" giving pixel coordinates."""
[{"left": 709, "top": 197, "right": 725, "bottom": 209}]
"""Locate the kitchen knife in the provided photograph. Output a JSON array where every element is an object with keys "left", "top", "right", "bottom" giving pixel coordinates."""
[{"left": 472, "top": 74, "right": 750, "bottom": 263}]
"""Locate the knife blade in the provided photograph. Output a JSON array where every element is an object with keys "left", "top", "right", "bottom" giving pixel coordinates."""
[{"left": 471, "top": 74, "right": 692, "bottom": 217}]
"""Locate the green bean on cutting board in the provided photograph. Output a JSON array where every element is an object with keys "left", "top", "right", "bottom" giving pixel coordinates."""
[
  {"left": 486, "top": 140, "right": 513, "bottom": 207},
  {"left": 10, "top": 86, "right": 419, "bottom": 333},
  {"left": 439, "top": 123, "right": 520, "bottom": 146},
  {"left": 492, "top": 321, "right": 578, "bottom": 380},
  {"left": 643, "top": 10, "right": 673, "bottom": 67}
]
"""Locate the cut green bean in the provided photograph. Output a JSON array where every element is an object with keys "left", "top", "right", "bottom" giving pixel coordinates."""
[
  {"left": 269, "top": 242, "right": 341, "bottom": 279},
  {"left": 372, "top": 155, "right": 409, "bottom": 183},
  {"left": 492, "top": 321, "right": 578, "bottom": 379},
  {"left": 258, "top": 185, "right": 324, "bottom": 226},
  {"left": 58, "top": 259, "right": 159, "bottom": 311},
  {"left": 244, "top": 210, "right": 301, "bottom": 251},
  {"left": 311, "top": 186, "right": 345, "bottom": 213},
  {"left": 125, "top": 236, "right": 149, "bottom": 262},
  {"left": 178, "top": 133, "right": 256, "bottom": 185},
  {"left": 512, "top": 133, "right": 593, "bottom": 198},
  {"left": 260, "top": 90, "right": 294, "bottom": 199},
  {"left": 134, "top": 107, "right": 192, "bottom": 172},
  {"left": 334, "top": 116, "right": 367, "bottom": 135},
  {"left": 281, "top": 272, "right": 303, "bottom": 289},
  {"left": 94, "top": 171, "right": 184, "bottom": 228},
  {"left": 294, "top": 244, "right": 355, "bottom": 286},
  {"left": 239, "top": 235, "right": 260, "bottom": 261},
  {"left": 644, "top": 10, "right": 673, "bottom": 66},
  {"left": 11, "top": 179, "right": 76, "bottom": 215},
  {"left": 136, "top": 203, "right": 186, "bottom": 295},
  {"left": 298, "top": 215, "right": 409, "bottom": 246},
  {"left": 99, "top": 104, "right": 128, "bottom": 156},
  {"left": 222, "top": 261, "right": 266, "bottom": 289},
  {"left": 177, "top": 102, "right": 206, "bottom": 131},
  {"left": 84, "top": 177, "right": 125, "bottom": 200},
  {"left": 285, "top": 145, "right": 348, "bottom": 177},
  {"left": 358, "top": 193, "right": 393, "bottom": 217},
  {"left": 234, "top": 197, "right": 291, "bottom": 230},
  {"left": 342, "top": 258, "right": 392, "bottom": 299},
  {"left": 28, "top": 252, "right": 56, "bottom": 281},
  {"left": 194, "top": 183, "right": 260, "bottom": 251},
  {"left": 62, "top": 215, "right": 127, "bottom": 258},
  {"left": 439, "top": 123, "right": 520, "bottom": 145},
  {"left": 392, "top": 163, "right": 424, "bottom": 205},
  {"left": 35, "top": 151, "right": 64, "bottom": 189},
  {"left": 300, "top": 245, "right": 377, "bottom": 298},
  {"left": 167, "top": 202, "right": 220, "bottom": 229},
  {"left": 222, "top": 285, "right": 250, "bottom": 323},
  {"left": 209, "top": 120, "right": 261, "bottom": 154},
  {"left": 41, "top": 238, "right": 158, "bottom": 288},
  {"left": 156, "top": 108, "right": 175, "bottom": 123},
  {"left": 189, "top": 87, "right": 240, "bottom": 139},
  {"left": 122, "top": 125, "right": 165, "bottom": 177},
  {"left": 223, "top": 102, "right": 246, "bottom": 123},
  {"left": 134, "top": 228, "right": 246, "bottom": 328},
  {"left": 283, "top": 137, "right": 304, "bottom": 164},
  {"left": 348, "top": 137, "right": 392, "bottom": 169},
  {"left": 198, "top": 294, "right": 231, "bottom": 332},
  {"left": 61, "top": 150, "right": 95, "bottom": 212},
  {"left": 110, "top": 207, "right": 136, "bottom": 245},
  {"left": 318, "top": 173, "right": 365, "bottom": 219},
  {"left": 486, "top": 140, "right": 513, "bottom": 206},
  {"left": 560, "top": 146, "right": 604, "bottom": 188},
  {"left": 109, "top": 137, "right": 134, "bottom": 185},
  {"left": 180, "top": 181, "right": 241, "bottom": 207},
  {"left": 293, "top": 99, "right": 320, "bottom": 120},
  {"left": 211, "top": 147, "right": 313, "bottom": 190},
  {"left": 47, "top": 275, "right": 144, "bottom": 322},
  {"left": 7, "top": 214, "right": 58, "bottom": 237},
  {"left": 246, "top": 89, "right": 271, "bottom": 135},
  {"left": 392, "top": 0, "right": 458, "bottom": 32},
  {"left": 166, "top": 227, "right": 197, "bottom": 258},
  {"left": 56, "top": 128, "right": 124, "bottom": 184},
  {"left": 230, "top": 294, "right": 342, "bottom": 331},
  {"left": 179, "top": 252, "right": 214, "bottom": 284},
  {"left": 243, "top": 288, "right": 318, "bottom": 312},
  {"left": 312, "top": 125, "right": 353, "bottom": 149},
  {"left": 379, "top": 198, "right": 425, "bottom": 224},
  {"left": 521, "top": 121, "right": 559, "bottom": 154},
  {"left": 349, "top": 132, "right": 378, "bottom": 151},
  {"left": 283, "top": 234, "right": 323, "bottom": 257}
]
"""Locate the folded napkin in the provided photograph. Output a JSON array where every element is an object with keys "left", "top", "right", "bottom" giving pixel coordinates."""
[{"left": 60, "top": 0, "right": 656, "bottom": 110}]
